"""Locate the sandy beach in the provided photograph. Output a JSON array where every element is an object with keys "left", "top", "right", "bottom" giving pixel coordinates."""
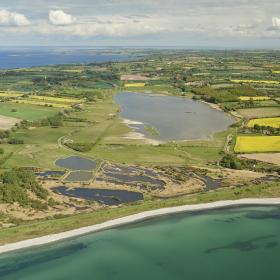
[
  {"left": 121, "top": 118, "right": 163, "bottom": 145},
  {"left": 1, "top": 198, "right": 280, "bottom": 255}
]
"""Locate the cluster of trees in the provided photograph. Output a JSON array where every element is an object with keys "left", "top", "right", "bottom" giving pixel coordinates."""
[
  {"left": 32, "top": 76, "right": 68, "bottom": 86},
  {"left": 220, "top": 154, "right": 279, "bottom": 173},
  {"left": 38, "top": 114, "right": 63, "bottom": 127},
  {"left": 20, "top": 113, "right": 64, "bottom": 128},
  {"left": 65, "top": 142, "right": 93, "bottom": 152},
  {"left": 84, "top": 69, "right": 119, "bottom": 81},
  {"left": 0, "top": 130, "right": 10, "bottom": 142},
  {"left": 0, "top": 171, "right": 49, "bottom": 209},
  {"left": 220, "top": 155, "right": 248, "bottom": 170},
  {"left": 31, "top": 70, "right": 118, "bottom": 91},
  {"left": 252, "top": 124, "right": 280, "bottom": 135},
  {"left": 192, "top": 87, "right": 239, "bottom": 103},
  {"left": 81, "top": 90, "right": 105, "bottom": 102},
  {"left": 0, "top": 130, "right": 24, "bottom": 145},
  {"left": 192, "top": 86, "right": 262, "bottom": 105}
]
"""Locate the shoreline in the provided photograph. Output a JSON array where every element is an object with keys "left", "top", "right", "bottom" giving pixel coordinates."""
[
  {"left": 1, "top": 198, "right": 280, "bottom": 255},
  {"left": 117, "top": 93, "right": 236, "bottom": 145},
  {"left": 121, "top": 118, "right": 163, "bottom": 145},
  {"left": 121, "top": 117, "right": 226, "bottom": 144}
]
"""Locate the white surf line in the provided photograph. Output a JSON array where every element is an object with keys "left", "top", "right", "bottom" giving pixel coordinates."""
[{"left": 1, "top": 198, "right": 280, "bottom": 255}]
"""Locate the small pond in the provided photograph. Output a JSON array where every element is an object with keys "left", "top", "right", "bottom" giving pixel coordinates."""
[
  {"left": 55, "top": 156, "right": 97, "bottom": 171},
  {"left": 199, "top": 174, "right": 222, "bottom": 191},
  {"left": 115, "top": 92, "right": 234, "bottom": 141},
  {"left": 53, "top": 186, "right": 144, "bottom": 206}
]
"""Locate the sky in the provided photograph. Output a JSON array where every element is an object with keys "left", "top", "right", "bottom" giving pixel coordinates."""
[{"left": 0, "top": 0, "right": 279, "bottom": 48}]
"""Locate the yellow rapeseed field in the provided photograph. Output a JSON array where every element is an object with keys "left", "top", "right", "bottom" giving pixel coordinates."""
[
  {"left": 124, "top": 83, "right": 146, "bottom": 88},
  {"left": 239, "top": 96, "right": 270, "bottom": 101},
  {"left": 272, "top": 70, "right": 280, "bottom": 74},
  {"left": 231, "top": 79, "right": 280, "bottom": 85},
  {"left": 247, "top": 117, "right": 280, "bottom": 128},
  {"left": 235, "top": 136, "right": 280, "bottom": 153},
  {"left": 13, "top": 100, "right": 71, "bottom": 109},
  {"left": 31, "top": 95, "right": 83, "bottom": 104},
  {"left": 0, "top": 91, "right": 24, "bottom": 97}
]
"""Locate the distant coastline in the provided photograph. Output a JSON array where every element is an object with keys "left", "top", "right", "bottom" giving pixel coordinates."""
[{"left": 0, "top": 48, "right": 136, "bottom": 69}]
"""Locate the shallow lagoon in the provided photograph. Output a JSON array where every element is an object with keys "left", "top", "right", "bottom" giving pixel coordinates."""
[
  {"left": 115, "top": 92, "right": 234, "bottom": 141},
  {"left": 1, "top": 206, "right": 279, "bottom": 280},
  {"left": 53, "top": 186, "right": 144, "bottom": 205}
]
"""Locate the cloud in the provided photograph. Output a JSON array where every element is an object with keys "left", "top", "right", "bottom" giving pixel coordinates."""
[
  {"left": 0, "top": 9, "right": 31, "bottom": 26},
  {"left": 39, "top": 15, "right": 167, "bottom": 37},
  {"left": 49, "top": 10, "right": 75, "bottom": 25},
  {"left": 272, "top": 17, "right": 280, "bottom": 27},
  {"left": 0, "top": 0, "right": 280, "bottom": 47}
]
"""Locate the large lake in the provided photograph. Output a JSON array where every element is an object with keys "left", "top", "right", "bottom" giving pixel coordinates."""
[
  {"left": 115, "top": 92, "right": 234, "bottom": 141},
  {"left": 0, "top": 206, "right": 279, "bottom": 279}
]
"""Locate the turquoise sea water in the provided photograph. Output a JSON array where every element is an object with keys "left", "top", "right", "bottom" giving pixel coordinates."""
[{"left": 0, "top": 206, "right": 280, "bottom": 280}]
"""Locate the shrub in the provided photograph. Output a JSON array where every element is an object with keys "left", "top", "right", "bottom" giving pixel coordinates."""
[
  {"left": 8, "top": 138, "right": 24, "bottom": 144},
  {"left": 65, "top": 142, "right": 94, "bottom": 152}
]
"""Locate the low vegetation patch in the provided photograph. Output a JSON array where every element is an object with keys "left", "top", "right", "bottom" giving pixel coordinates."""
[{"left": 144, "top": 125, "right": 159, "bottom": 136}]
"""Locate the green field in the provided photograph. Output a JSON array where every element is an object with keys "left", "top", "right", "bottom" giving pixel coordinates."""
[
  {"left": 0, "top": 103, "right": 59, "bottom": 121},
  {"left": 237, "top": 107, "right": 280, "bottom": 118}
]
